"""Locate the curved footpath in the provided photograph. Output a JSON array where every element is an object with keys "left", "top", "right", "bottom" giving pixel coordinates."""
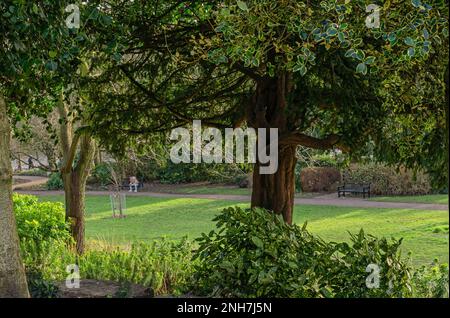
[{"left": 16, "top": 189, "right": 448, "bottom": 211}]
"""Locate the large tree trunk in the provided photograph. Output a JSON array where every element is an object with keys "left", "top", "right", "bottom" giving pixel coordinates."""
[
  {"left": 252, "top": 145, "right": 297, "bottom": 224},
  {"left": 0, "top": 95, "right": 29, "bottom": 297},
  {"left": 249, "top": 75, "right": 297, "bottom": 224}
]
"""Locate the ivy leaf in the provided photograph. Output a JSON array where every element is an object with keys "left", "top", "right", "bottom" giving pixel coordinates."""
[
  {"left": 404, "top": 37, "right": 415, "bottom": 46},
  {"left": 344, "top": 49, "right": 355, "bottom": 58},
  {"left": 356, "top": 63, "right": 367, "bottom": 75},
  {"left": 327, "top": 28, "right": 338, "bottom": 36},
  {"left": 365, "top": 56, "right": 375, "bottom": 65},
  {"left": 236, "top": 1, "right": 249, "bottom": 11},
  {"left": 407, "top": 47, "right": 415, "bottom": 57},
  {"left": 388, "top": 33, "right": 396, "bottom": 42}
]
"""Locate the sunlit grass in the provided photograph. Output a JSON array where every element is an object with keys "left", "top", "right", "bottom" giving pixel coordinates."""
[
  {"left": 38, "top": 195, "right": 449, "bottom": 266},
  {"left": 370, "top": 194, "right": 448, "bottom": 204}
]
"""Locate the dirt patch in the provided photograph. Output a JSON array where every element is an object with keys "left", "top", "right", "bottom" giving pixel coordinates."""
[{"left": 55, "top": 279, "right": 154, "bottom": 298}]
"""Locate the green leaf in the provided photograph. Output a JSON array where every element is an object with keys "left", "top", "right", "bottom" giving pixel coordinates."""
[
  {"left": 356, "top": 63, "right": 367, "bottom": 75},
  {"left": 404, "top": 37, "right": 415, "bottom": 46},
  {"left": 251, "top": 236, "right": 264, "bottom": 249},
  {"left": 344, "top": 49, "right": 355, "bottom": 58},
  {"left": 327, "top": 28, "right": 338, "bottom": 36},
  {"left": 388, "top": 33, "right": 396, "bottom": 42},
  {"left": 365, "top": 56, "right": 375, "bottom": 65},
  {"left": 422, "top": 28, "right": 429, "bottom": 40},
  {"left": 236, "top": 0, "right": 249, "bottom": 11},
  {"left": 407, "top": 47, "right": 415, "bottom": 57},
  {"left": 48, "top": 51, "right": 57, "bottom": 58}
]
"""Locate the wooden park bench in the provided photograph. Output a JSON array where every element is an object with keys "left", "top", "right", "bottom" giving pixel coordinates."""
[{"left": 337, "top": 183, "right": 371, "bottom": 199}]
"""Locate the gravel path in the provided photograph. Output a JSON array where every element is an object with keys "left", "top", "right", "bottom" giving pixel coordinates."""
[
  {"left": 12, "top": 175, "right": 49, "bottom": 190},
  {"left": 16, "top": 189, "right": 448, "bottom": 211}
]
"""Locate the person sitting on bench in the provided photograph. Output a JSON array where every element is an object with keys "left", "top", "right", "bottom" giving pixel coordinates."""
[{"left": 129, "top": 176, "right": 139, "bottom": 193}]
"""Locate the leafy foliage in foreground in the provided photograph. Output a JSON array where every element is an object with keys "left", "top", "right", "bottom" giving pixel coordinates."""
[
  {"left": 192, "top": 207, "right": 415, "bottom": 297},
  {"left": 13, "top": 194, "right": 70, "bottom": 244},
  {"left": 21, "top": 239, "right": 195, "bottom": 298},
  {"left": 14, "top": 195, "right": 448, "bottom": 298}
]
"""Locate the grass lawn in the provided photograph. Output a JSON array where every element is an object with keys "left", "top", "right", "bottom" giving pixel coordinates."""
[
  {"left": 37, "top": 195, "right": 449, "bottom": 266},
  {"left": 172, "top": 186, "right": 251, "bottom": 196},
  {"left": 371, "top": 194, "right": 448, "bottom": 205},
  {"left": 168, "top": 185, "right": 316, "bottom": 198}
]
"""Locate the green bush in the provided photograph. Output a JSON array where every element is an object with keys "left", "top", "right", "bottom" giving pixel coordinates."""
[
  {"left": 191, "top": 206, "right": 413, "bottom": 298},
  {"left": 343, "top": 163, "right": 432, "bottom": 195},
  {"left": 157, "top": 161, "right": 251, "bottom": 184},
  {"left": 90, "top": 163, "right": 112, "bottom": 186},
  {"left": 13, "top": 194, "right": 71, "bottom": 244},
  {"left": 46, "top": 172, "right": 64, "bottom": 190},
  {"left": 411, "top": 261, "right": 449, "bottom": 298}
]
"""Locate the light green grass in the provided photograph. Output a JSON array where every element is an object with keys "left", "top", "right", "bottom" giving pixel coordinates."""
[
  {"left": 170, "top": 185, "right": 315, "bottom": 198},
  {"left": 38, "top": 195, "right": 449, "bottom": 266},
  {"left": 371, "top": 194, "right": 448, "bottom": 204},
  {"left": 173, "top": 186, "right": 251, "bottom": 196}
]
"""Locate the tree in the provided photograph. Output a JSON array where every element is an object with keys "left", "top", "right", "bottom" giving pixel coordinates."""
[
  {"left": 1, "top": 0, "right": 104, "bottom": 294},
  {"left": 57, "top": 88, "right": 96, "bottom": 254},
  {"left": 87, "top": 0, "right": 448, "bottom": 223},
  {"left": 11, "top": 113, "right": 61, "bottom": 172},
  {"left": 0, "top": 96, "right": 29, "bottom": 297}
]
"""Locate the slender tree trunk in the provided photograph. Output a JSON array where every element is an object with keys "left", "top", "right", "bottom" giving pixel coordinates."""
[
  {"left": 61, "top": 169, "right": 85, "bottom": 254},
  {"left": 58, "top": 94, "right": 95, "bottom": 254},
  {"left": 17, "top": 153, "right": 22, "bottom": 172},
  {"left": 445, "top": 64, "right": 449, "bottom": 190},
  {"left": 0, "top": 95, "right": 29, "bottom": 297}
]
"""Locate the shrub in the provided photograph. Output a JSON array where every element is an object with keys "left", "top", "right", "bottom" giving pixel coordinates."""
[
  {"left": 411, "top": 261, "right": 449, "bottom": 298},
  {"left": 300, "top": 167, "right": 341, "bottom": 192},
  {"left": 191, "top": 206, "right": 413, "bottom": 298},
  {"left": 90, "top": 163, "right": 112, "bottom": 186},
  {"left": 343, "top": 164, "right": 432, "bottom": 195},
  {"left": 46, "top": 172, "right": 64, "bottom": 190},
  {"left": 13, "top": 194, "right": 71, "bottom": 244},
  {"left": 158, "top": 161, "right": 251, "bottom": 184}
]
